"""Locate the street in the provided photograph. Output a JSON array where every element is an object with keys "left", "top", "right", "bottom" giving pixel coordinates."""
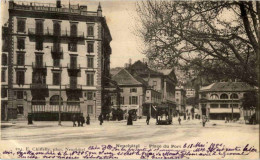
[{"left": 1, "top": 117, "right": 259, "bottom": 149}]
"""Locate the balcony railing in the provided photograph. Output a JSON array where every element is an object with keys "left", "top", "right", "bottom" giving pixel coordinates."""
[
  {"left": 30, "top": 83, "right": 48, "bottom": 89},
  {"left": 67, "top": 64, "right": 81, "bottom": 70},
  {"left": 65, "top": 84, "right": 82, "bottom": 90},
  {"left": 32, "top": 62, "right": 47, "bottom": 69},
  {"left": 28, "top": 28, "right": 85, "bottom": 39},
  {"left": 51, "top": 46, "right": 63, "bottom": 58}
]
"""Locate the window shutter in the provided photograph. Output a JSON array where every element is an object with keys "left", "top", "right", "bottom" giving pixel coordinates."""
[{"left": 129, "top": 96, "right": 131, "bottom": 105}]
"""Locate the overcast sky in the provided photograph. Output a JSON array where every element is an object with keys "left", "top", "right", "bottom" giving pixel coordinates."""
[{"left": 1, "top": 0, "right": 145, "bottom": 68}]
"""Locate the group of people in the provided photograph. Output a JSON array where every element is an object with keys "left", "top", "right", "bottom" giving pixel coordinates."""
[{"left": 72, "top": 114, "right": 90, "bottom": 127}]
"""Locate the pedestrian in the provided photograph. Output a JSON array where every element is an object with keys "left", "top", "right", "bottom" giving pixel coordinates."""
[
  {"left": 188, "top": 116, "right": 190, "bottom": 120},
  {"left": 225, "top": 117, "right": 227, "bottom": 123},
  {"left": 178, "top": 117, "right": 181, "bottom": 125},
  {"left": 80, "top": 115, "right": 85, "bottom": 127},
  {"left": 77, "top": 115, "right": 80, "bottom": 127},
  {"left": 202, "top": 117, "right": 206, "bottom": 127},
  {"left": 72, "top": 114, "right": 76, "bottom": 127},
  {"left": 28, "top": 113, "right": 33, "bottom": 125},
  {"left": 86, "top": 114, "right": 90, "bottom": 125},
  {"left": 98, "top": 114, "right": 103, "bottom": 125},
  {"left": 184, "top": 114, "right": 186, "bottom": 120},
  {"left": 146, "top": 115, "right": 150, "bottom": 125},
  {"left": 127, "top": 113, "right": 133, "bottom": 125}
]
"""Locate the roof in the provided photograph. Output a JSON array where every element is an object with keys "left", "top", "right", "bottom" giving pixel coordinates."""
[
  {"left": 112, "top": 68, "right": 147, "bottom": 86},
  {"left": 110, "top": 67, "right": 123, "bottom": 76},
  {"left": 127, "top": 60, "right": 163, "bottom": 77},
  {"left": 200, "top": 82, "right": 255, "bottom": 92},
  {"left": 157, "top": 69, "right": 173, "bottom": 75}
]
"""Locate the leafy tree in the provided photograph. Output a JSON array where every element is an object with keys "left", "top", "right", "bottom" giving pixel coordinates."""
[
  {"left": 136, "top": 1, "right": 259, "bottom": 86},
  {"left": 242, "top": 91, "right": 257, "bottom": 110}
]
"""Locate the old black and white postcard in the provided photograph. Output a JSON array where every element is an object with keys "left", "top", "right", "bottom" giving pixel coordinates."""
[{"left": 0, "top": 0, "right": 259, "bottom": 159}]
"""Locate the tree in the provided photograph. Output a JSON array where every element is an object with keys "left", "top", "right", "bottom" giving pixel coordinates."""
[
  {"left": 136, "top": 1, "right": 259, "bottom": 86},
  {"left": 242, "top": 91, "right": 257, "bottom": 110}
]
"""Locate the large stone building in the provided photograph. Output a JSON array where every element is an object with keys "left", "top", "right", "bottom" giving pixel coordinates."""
[
  {"left": 2, "top": 0, "right": 112, "bottom": 121},
  {"left": 175, "top": 86, "right": 186, "bottom": 115},
  {"left": 199, "top": 82, "right": 255, "bottom": 120},
  {"left": 126, "top": 61, "right": 177, "bottom": 116}
]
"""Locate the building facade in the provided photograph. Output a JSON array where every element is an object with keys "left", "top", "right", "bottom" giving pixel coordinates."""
[
  {"left": 175, "top": 86, "right": 186, "bottom": 115},
  {"left": 4, "top": 0, "right": 112, "bottom": 120},
  {"left": 199, "top": 82, "right": 255, "bottom": 120}
]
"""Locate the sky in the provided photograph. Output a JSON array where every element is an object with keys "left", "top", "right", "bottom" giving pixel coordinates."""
[{"left": 1, "top": 0, "right": 145, "bottom": 68}]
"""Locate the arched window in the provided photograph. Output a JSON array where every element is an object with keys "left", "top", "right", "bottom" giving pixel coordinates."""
[
  {"left": 87, "top": 26, "right": 94, "bottom": 36},
  {"left": 70, "top": 24, "right": 77, "bottom": 37},
  {"left": 210, "top": 94, "right": 219, "bottom": 100},
  {"left": 220, "top": 93, "right": 228, "bottom": 99},
  {"left": 67, "top": 95, "right": 80, "bottom": 106},
  {"left": 230, "top": 93, "right": 239, "bottom": 99},
  {"left": 53, "top": 22, "right": 61, "bottom": 36},
  {"left": 50, "top": 95, "right": 63, "bottom": 105}
]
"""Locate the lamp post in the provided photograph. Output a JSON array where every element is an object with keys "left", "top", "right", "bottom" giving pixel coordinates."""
[{"left": 94, "top": 99, "right": 96, "bottom": 120}]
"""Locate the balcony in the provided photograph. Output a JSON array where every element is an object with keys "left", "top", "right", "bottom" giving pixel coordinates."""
[
  {"left": 28, "top": 28, "right": 85, "bottom": 40},
  {"left": 51, "top": 46, "right": 63, "bottom": 59},
  {"left": 32, "top": 62, "right": 47, "bottom": 74},
  {"left": 67, "top": 64, "right": 81, "bottom": 76},
  {"left": 30, "top": 83, "right": 48, "bottom": 90},
  {"left": 65, "top": 84, "right": 82, "bottom": 90}
]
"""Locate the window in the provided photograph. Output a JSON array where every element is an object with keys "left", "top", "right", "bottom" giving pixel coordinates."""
[
  {"left": 17, "top": 38, "right": 25, "bottom": 50},
  {"left": 230, "top": 93, "right": 239, "bottom": 99},
  {"left": 220, "top": 94, "right": 228, "bottom": 99},
  {"left": 1, "top": 88, "right": 7, "bottom": 98},
  {"left": 87, "top": 43, "right": 94, "bottom": 53},
  {"left": 35, "top": 54, "right": 43, "bottom": 67},
  {"left": 230, "top": 104, "right": 239, "bottom": 108},
  {"left": 17, "top": 105, "right": 24, "bottom": 115},
  {"left": 50, "top": 95, "right": 63, "bottom": 105},
  {"left": 17, "top": 91, "right": 23, "bottom": 99},
  {"left": 36, "top": 20, "right": 43, "bottom": 35},
  {"left": 1, "top": 70, "right": 6, "bottom": 82},
  {"left": 17, "top": 19, "right": 25, "bottom": 32},
  {"left": 17, "top": 53, "right": 24, "bottom": 66},
  {"left": 35, "top": 39, "right": 43, "bottom": 50},
  {"left": 86, "top": 72, "right": 94, "bottom": 86},
  {"left": 53, "top": 59, "right": 60, "bottom": 67},
  {"left": 201, "top": 93, "right": 206, "bottom": 98},
  {"left": 210, "top": 104, "right": 219, "bottom": 108},
  {"left": 16, "top": 71, "right": 25, "bottom": 85},
  {"left": 87, "top": 26, "right": 94, "bottom": 36},
  {"left": 210, "top": 94, "right": 219, "bottom": 100},
  {"left": 70, "top": 24, "right": 77, "bottom": 37},
  {"left": 70, "top": 56, "right": 77, "bottom": 68},
  {"left": 2, "top": 54, "right": 7, "bottom": 65},
  {"left": 32, "top": 72, "right": 46, "bottom": 84},
  {"left": 129, "top": 96, "right": 138, "bottom": 105},
  {"left": 70, "top": 76, "right": 77, "bottom": 88},
  {"left": 87, "top": 105, "right": 93, "bottom": 114},
  {"left": 87, "top": 57, "right": 94, "bottom": 68},
  {"left": 53, "top": 22, "right": 61, "bottom": 36},
  {"left": 130, "top": 88, "right": 137, "bottom": 93},
  {"left": 120, "top": 97, "right": 124, "bottom": 105},
  {"left": 220, "top": 104, "right": 229, "bottom": 108},
  {"left": 53, "top": 72, "right": 60, "bottom": 85},
  {"left": 68, "top": 42, "right": 77, "bottom": 52},
  {"left": 176, "top": 98, "right": 179, "bottom": 102},
  {"left": 87, "top": 92, "right": 93, "bottom": 100}
]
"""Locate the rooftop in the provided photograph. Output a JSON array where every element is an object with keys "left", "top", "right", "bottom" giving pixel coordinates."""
[
  {"left": 200, "top": 82, "right": 256, "bottom": 92},
  {"left": 10, "top": 1, "right": 99, "bottom": 17}
]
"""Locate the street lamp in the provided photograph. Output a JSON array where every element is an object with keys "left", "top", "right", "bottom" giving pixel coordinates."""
[{"left": 58, "top": 69, "right": 62, "bottom": 126}]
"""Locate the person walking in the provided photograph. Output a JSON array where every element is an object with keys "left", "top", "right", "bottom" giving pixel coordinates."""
[
  {"left": 127, "top": 113, "right": 133, "bottom": 125},
  {"left": 178, "top": 117, "right": 181, "bottom": 125},
  {"left": 72, "top": 114, "right": 76, "bottom": 127},
  {"left": 202, "top": 117, "right": 206, "bottom": 127},
  {"left": 86, "top": 114, "right": 90, "bottom": 125},
  {"left": 77, "top": 115, "right": 80, "bottom": 127},
  {"left": 80, "top": 115, "right": 85, "bottom": 127},
  {"left": 146, "top": 115, "right": 150, "bottom": 125},
  {"left": 98, "top": 114, "right": 103, "bottom": 125}
]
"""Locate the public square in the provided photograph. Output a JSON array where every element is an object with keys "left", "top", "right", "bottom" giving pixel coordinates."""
[{"left": 1, "top": 118, "right": 259, "bottom": 149}]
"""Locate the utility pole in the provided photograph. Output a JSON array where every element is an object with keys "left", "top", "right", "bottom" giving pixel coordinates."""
[{"left": 58, "top": 70, "right": 61, "bottom": 126}]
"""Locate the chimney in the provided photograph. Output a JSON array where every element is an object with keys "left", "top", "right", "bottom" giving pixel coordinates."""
[
  {"left": 129, "top": 58, "right": 132, "bottom": 66},
  {"left": 57, "top": 0, "right": 61, "bottom": 8},
  {"left": 97, "top": 2, "right": 102, "bottom": 17}
]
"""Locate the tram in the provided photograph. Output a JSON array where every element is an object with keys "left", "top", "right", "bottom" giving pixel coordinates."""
[{"left": 156, "top": 104, "right": 173, "bottom": 125}]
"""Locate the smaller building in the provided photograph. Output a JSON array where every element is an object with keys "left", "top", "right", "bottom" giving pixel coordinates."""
[
  {"left": 186, "top": 88, "right": 195, "bottom": 98},
  {"left": 199, "top": 82, "right": 255, "bottom": 120}
]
